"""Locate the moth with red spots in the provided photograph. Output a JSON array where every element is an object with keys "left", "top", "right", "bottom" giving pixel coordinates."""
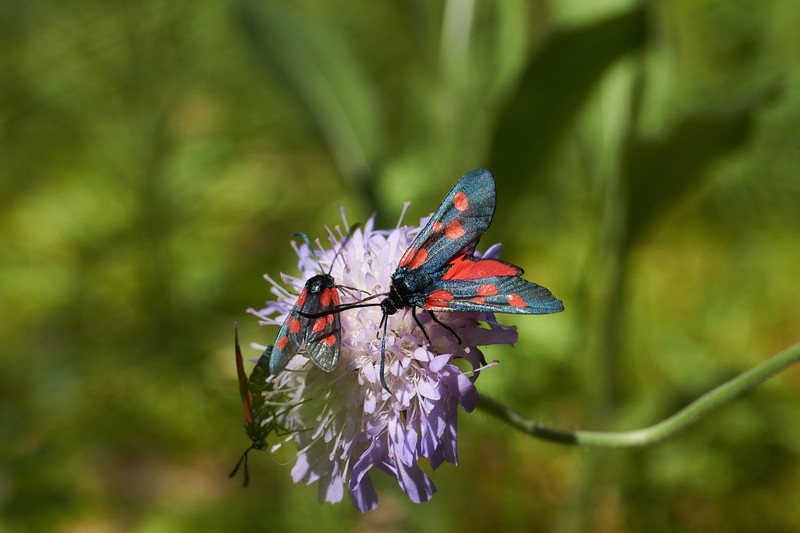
[
  {"left": 230, "top": 326, "right": 285, "bottom": 487},
  {"left": 268, "top": 232, "right": 350, "bottom": 375},
  {"left": 376, "top": 168, "right": 564, "bottom": 391}
]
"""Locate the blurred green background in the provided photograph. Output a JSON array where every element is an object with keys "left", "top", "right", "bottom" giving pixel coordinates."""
[{"left": 2, "top": 0, "right": 799, "bottom": 531}]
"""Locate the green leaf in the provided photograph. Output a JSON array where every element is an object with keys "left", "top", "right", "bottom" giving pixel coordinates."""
[
  {"left": 488, "top": 6, "right": 646, "bottom": 182},
  {"left": 232, "top": 0, "right": 384, "bottom": 193}
]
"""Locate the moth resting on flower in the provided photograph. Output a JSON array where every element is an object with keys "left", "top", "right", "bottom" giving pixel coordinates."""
[{"left": 243, "top": 169, "right": 563, "bottom": 511}]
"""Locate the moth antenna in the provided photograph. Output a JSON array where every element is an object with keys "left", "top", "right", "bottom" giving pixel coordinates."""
[
  {"left": 229, "top": 445, "right": 255, "bottom": 487},
  {"left": 379, "top": 316, "right": 392, "bottom": 394},
  {"left": 292, "top": 232, "right": 326, "bottom": 273},
  {"left": 298, "top": 295, "right": 386, "bottom": 319}
]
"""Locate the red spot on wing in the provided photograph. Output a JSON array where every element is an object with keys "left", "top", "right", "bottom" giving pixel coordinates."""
[
  {"left": 320, "top": 289, "right": 332, "bottom": 307},
  {"left": 312, "top": 317, "right": 326, "bottom": 334},
  {"left": 289, "top": 317, "right": 301, "bottom": 334},
  {"left": 477, "top": 283, "right": 498, "bottom": 296},
  {"left": 433, "top": 221, "right": 443, "bottom": 233},
  {"left": 427, "top": 289, "right": 453, "bottom": 301},
  {"left": 442, "top": 255, "right": 522, "bottom": 280},
  {"left": 398, "top": 246, "right": 416, "bottom": 267},
  {"left": 296, "top": 289, "right": 308, "bottom": 307},
  {"left": 327, "top": 314, "right": 334, "bottom": 325},
  {"left": 507, "top": 293, "right": 527, "bottom": 308},
  {"left": 453, "top": 191, "right": 469, "bottom": 211},
  {"left": 424, "top": 289, "right": 454, "bottom": 310},
  {"left": 323, "top": 334, "right": 336, "bottom": 347},
  {"left": 332, "top": 290, "right": 340, "bottom": 305},
  {"left": 406, "top": 248, "right": 429, "bottom": 270},
  {"left": 472, "top": 297, "right": 486, "bottom": 304},
  {"left": 276, "top": 336, "right": 288, "bottom": 350},
  {"left": 445, "top": 220, "right": 465, "bottom": 240}
]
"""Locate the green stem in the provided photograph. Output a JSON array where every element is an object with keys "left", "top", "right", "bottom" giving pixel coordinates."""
[{"left": 477, "top": 341, "right": 800, "bottom": 448}]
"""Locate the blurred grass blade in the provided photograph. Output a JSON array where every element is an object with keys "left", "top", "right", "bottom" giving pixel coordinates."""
[
  {"left": 440, "top": 0, "right": 476, "bottom": 83},
  {"left": 622, "top": 98, "right": 768, "bottom": 249},
  {"left": 488, "top": 6, "right": 646, "bottom": 182},
  {"left": 232, "top": 0, "right": 384, "bottom": 189},
  {"left": 492, "top": 0, "right": 528, "bottom": 99}
]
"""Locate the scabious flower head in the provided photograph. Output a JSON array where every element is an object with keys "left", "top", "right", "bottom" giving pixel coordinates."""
[{"left": 248, "top": 210, "right": 518, "bottom": 512}]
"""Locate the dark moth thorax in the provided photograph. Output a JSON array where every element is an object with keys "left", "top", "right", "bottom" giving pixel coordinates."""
[
  {"left": 381, "top": 267, "right": 440, "bottom": 315},
  {"left": 306, "top": 273, "right": 335, "bottom": 294}
]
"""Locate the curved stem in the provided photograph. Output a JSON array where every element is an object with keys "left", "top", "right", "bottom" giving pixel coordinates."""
[{"left": 477, "top": 341, "right": 800, "bottom": 449}]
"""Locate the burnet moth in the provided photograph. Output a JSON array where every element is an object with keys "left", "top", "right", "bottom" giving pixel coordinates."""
[
  {"left": 267, "top": 229, "right": 362, "bottom": 375},
  {"left": 309, "top": 168, "right": 564, "bottom": 392},
  {"left": 230, "top": 326, "right": 286, "bottom": 486}
]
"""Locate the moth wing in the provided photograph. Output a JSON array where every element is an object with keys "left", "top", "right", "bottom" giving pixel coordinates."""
[
  {"left": 423, "top": 255, "right": 564, "bottom": 314},
  {"left": 398, "top": 169, "right": 496, "bottom": 274},
  {"left": 303, "top": 286, "right": 341, "bottom": 372},
  {"left": 234, "top": 327, "right": 255, "bottom": 425},
  {"left": 269, "top": 291, "right": 309, "bottom": 375}
]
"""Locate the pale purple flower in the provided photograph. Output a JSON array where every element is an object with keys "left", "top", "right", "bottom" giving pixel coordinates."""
[{"left": 248, "top": 209, "right": 518, "bottom": 511}]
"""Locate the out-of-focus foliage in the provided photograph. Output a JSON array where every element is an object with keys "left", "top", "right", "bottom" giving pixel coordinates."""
[{"left": 1, "top": 0, "right": 798, "bottom": 531}]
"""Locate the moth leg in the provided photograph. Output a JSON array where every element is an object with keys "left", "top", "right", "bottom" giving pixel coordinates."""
[
  {"left": 412, "top": 307, "right": 434, "bottom": 346},
  {"left": 337, "top": 285, "right": 365, "bottom": 298},
  {"left": 426, "top": 310, "right": 462, "bottom": 344}
]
